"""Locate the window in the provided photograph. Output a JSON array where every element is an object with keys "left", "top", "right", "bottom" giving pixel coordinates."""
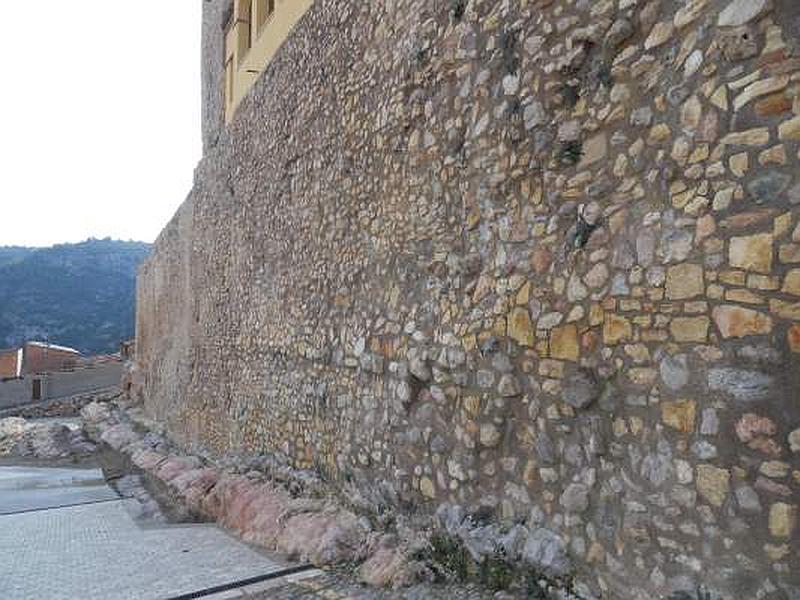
[
  {"left": 254, "top": 0, "right": 276, "bottom": 38},
  {"left": 225, "top": 58, "right": 234, "bottom": 112},
  {"left": 236, "top": 0, "right": 253, "bottom": 62},
  {"left": 222, "top": 0, "right": 312, "bottom": 123}
]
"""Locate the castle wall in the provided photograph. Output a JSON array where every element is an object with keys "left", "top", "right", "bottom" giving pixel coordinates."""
[{"left": 138, "top": 0, "right": 800, "bottom": 597}]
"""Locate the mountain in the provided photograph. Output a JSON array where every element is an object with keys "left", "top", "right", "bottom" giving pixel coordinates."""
[
  {"left": 0, "top": 247, "right": 36, "bottom": 269},
  {"left": 0, "top": 238, "right": 151, "bottom": 355}
]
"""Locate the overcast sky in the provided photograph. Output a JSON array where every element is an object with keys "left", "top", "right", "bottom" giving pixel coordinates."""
[{"left": 0, "top": 2, "right": 202, "bottom": 248}]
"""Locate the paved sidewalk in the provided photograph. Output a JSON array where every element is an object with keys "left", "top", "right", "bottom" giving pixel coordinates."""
[
  {"left": 0, "top": 466, "right": 511, "bottom": 600},
  {"left": 0, "top": 465, "right": 116, "bottom": 514},
  {"left": 0, "top": 466, "right": 296, "bottom": 600}
]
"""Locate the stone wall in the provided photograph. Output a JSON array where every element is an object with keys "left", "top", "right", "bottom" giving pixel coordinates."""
[
  {"left": 0, "top": 379, "right": 29, "bottom": 407},
  {"left": 0, "top": 363, "right": 124, "bottom": 409},
  {"left": 46, "top": 364, "right": 124, "bottom": 401},
  {"left": 137, "top": 0, "right": 800, "bottom": 597},
  {"left": 0, "top": 386, "right": 120, "bottom": 419}
]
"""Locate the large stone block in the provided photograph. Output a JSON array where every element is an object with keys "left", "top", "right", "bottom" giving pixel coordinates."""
[
  {"left": 718, "top": 0, "right": 772, "bottom": 27},
  {"left": 708, "top": 368, "right": 773, "bottom": 401},
  {"left": 666, "top": 264, "right": 704, "bottom": 300},
  {"left": 782, "top": 269, "right": 800, "bottom": 296},
  {"left": 729, "top": 234, "right": 774, "bottom": 273},
  {"left": 550, "top": 324, "right": 579, "bottom": 362},
  {"left": 769, "top": 503, "right": 797, "bottom": 538},
  {"left": 696, "top": 464, "right": 730, "bottom": 507},
  {"left": 661, "top": 399, "right": 696, "bottom": 433},
  {"left": 712, "top": 305, "right": 773, "bottom": 338},
  {"left": 508, "top": 307, "right": 535, "bottom": 347},
  {"left": 670, "top": 316, "right": 710, "bottom": 342},
  {"left": 603, "top": 314, "right": 632, "bottom": 345}
]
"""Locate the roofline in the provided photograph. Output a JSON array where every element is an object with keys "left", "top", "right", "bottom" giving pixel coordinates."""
[{"left": 26, "top": 341, "right": 82, "bottom": 355}]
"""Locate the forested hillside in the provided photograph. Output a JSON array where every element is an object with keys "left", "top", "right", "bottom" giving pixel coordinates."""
[{"left": 0, "top": 239, "right": 151, "bottom": 354}]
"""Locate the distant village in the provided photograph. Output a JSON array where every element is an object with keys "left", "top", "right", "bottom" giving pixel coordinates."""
[{"left": 0, "top": 341, "right": 124, "bottom": 408}]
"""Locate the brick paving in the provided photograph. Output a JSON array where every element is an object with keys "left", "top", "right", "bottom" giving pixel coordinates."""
[
  {"left": 0, "top": 466, "right": 290, "bottom": 600},
  {"left": 0, "top": 465, "right": 512, "bottom": 600},
  {"left": 0, "top": 465, "right": 117, "bottom": 514}
]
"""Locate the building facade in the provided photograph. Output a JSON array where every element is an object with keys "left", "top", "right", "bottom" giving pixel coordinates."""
[
  {"left": 21, "top": 342, "right": 81, "bottom": 375},
  {"left": 0, "top": 349, "right": 22, "bottom": 380},
  {"left": 222, "top": 0, "right": 313, "bottom": 123}
]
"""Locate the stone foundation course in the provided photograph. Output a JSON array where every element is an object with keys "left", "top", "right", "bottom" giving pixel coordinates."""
[
  {"left": 80, "top": 400, "right": 589, "bottom": 598},
  {"left": 136, "top": 0, "right": 800, "bottom": 597}
]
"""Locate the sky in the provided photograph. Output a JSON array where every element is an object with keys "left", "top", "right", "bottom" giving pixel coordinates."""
[{"left": 0, "top": 2, "right": 202, "bottom": 248}]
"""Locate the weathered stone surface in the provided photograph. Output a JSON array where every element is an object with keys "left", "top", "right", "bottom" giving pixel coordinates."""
[
  {"left": 718, "top": 0, "right": 772, "bottom": 27},
  {"left": 735, "top": 413, "right": 777, "bottom": 442},
  {"left": 708, "top": 368, "right": 773, "bottom": 401},
  {"left": 605, "top": 18, "right": 634, "bottom": 47},
  {"left": 665, "top": 264, "right": 704, "bottom": 300},
  {"left": 675, "top": 0, "right": 710, "bottom": 28},
  {"left": 660, "top": 354, "right": 690, "bottom": 390},
  {"left": 604, "top": 314, "right": 632, "bottom": 345},
  {"left": 712, "top": 305, "right": 773, "bottom": 338},
  {"left": 782, "top": 269, "right": 800, "bottom": 296},
  {"left": 769, "top": 503, "right": 797, "bottom": 538},
  {"left": 760, "top": 460, "right": 789, "bottom": 478},
  {"left": 734, "top": 76, "right": 789, "bottom": 112},
  {"left": 718, "top": 25, "right": 759, "bottom": 61},
  {"left": 644, "top": 22, "right": 674, "bottom": 49},
  {"left": 523, "top": 101, "right": 547, "bottom": 130},
  {"left": 278, "top": 508, "right": 369, "bottom": 565},
  {"left": 420, "top": 477, "right": 436, "bottom": 499},
  {"left": 778, "top": 116, "right": 800, "bottom": 142},
  {"left": 700, "top": 408, "right": 719, "bottom": 436},
  {"left": 779, "top": 243, "right": 800, "bottom": 263},
  {"left": 480, "top": 423, "right": 502, "bottom": 448},
  {"left": 409, "top": 357, "right": 432, "bottom": 382},
  {"left": 100, "top": 424, "right": 140, "bottom": 451},
  {"left": 696, "top": 464, "right": 730, "bottom": 507},
  {"left": 508, "top": 308, "right": 535, "bottom": 347},
  {"left": 497, "top": 374, "right": 521, "bottom": 397},
  {"left": 661, "top": 400, "right": 696, "bottom": 433},
  {"left": 729, "top": 234, "right": 774, "bottom": 273},
  {"left": 579, "top": 133, "right": 607, "bottom": 168},
  {"left": 789, "top": 429, "right": 800, "bottom": 452},
  {"left": 559, "top": 483, "right": 590, "bottom": 514},
  {"left": 770, "top": 299, "right": 800, "bottom": 319},
  {"left": 671, "top": 316, "right": 710, "bottom": 342},
  {"left": 584, "top": 263, "right": 609, "bottom": 289},
  {"left": 358, "top": 547, "right": 412, "bottom": 588},
  {"left": 563, "top": 369, "right": 599, "bottom": 409},
  {"left": 747, "top": 171, "right": 792, "bottom": 204},
  {"left": 735, "top": 485, "right": 762, "bottom": 513},
  {"left": 521, "top": 528, "right": 570, "bottom": 576},
  {"left": 721, "top": 128, "right": 770, "bottom": 146},
  {"left": 0, "top": 418, "right": 97, "bottom": 461},
  {"left": 550, "top": 324, "right": 579, "bottom": 362}
]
